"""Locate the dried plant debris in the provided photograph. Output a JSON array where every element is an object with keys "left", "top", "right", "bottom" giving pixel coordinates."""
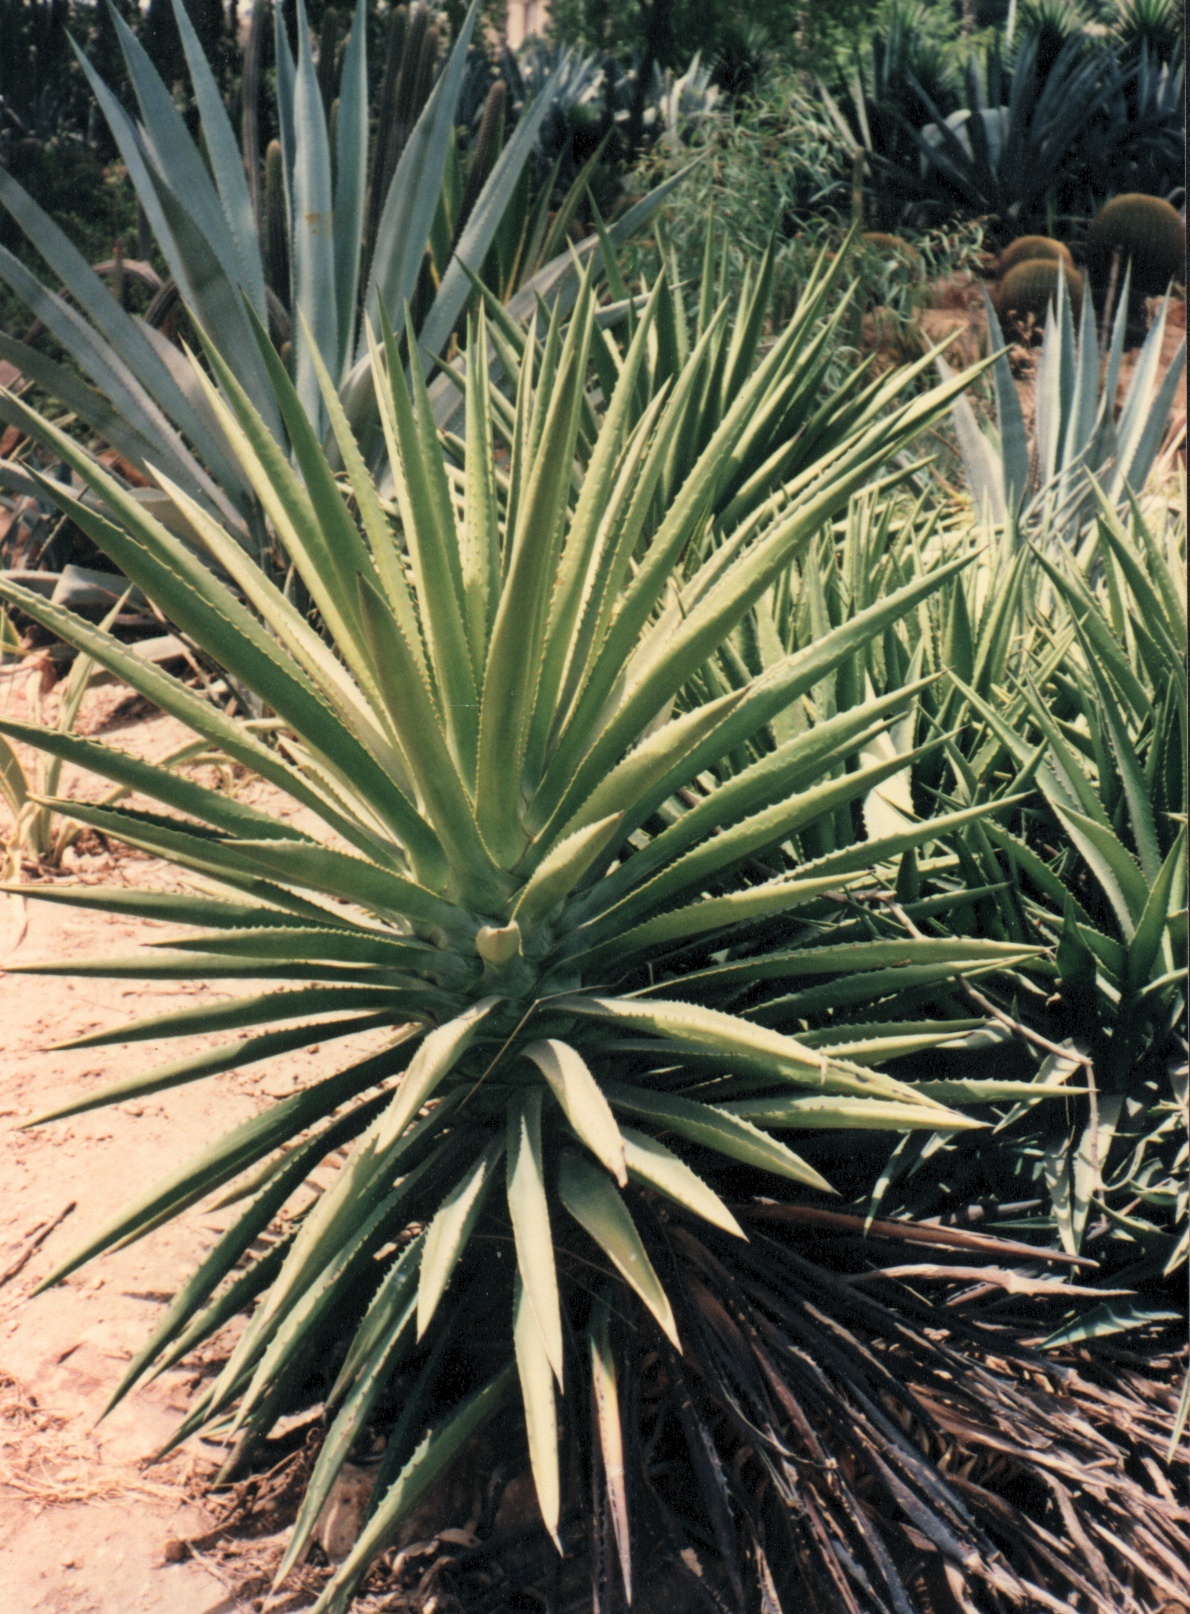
[
  {"left": 0, "top": 1370, "right": 178, "bottom": 1508},
  {"left": 157, "top": 1211, "right": 1187, "bottom": 1614}
]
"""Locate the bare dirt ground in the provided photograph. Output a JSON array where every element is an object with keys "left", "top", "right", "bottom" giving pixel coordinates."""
[{"left": 0, "top": 677, "right": 345, "bottom": 1613}]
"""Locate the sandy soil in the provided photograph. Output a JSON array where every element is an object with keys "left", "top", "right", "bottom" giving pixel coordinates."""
[{"left": 0, "top": 677, "right": 352, "bottom": 1613}]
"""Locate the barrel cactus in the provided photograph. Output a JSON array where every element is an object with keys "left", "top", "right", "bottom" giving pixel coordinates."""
[
  {"left": 995, "top": 259, "right": 1084, "bottom": 325},
  {"left": 1086, "top": 194, "right": 1186, "bottom": 296},
  {"left": 995, "top": 235, "right": 1074, "bottom": 277},
  {"left": 860, "top": 232, "right": 923, "bottom": 271}
]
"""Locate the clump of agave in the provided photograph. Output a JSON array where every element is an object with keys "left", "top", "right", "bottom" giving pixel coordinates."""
[
  {"left": 948, "top": 268, "right": 1185, "bottom": 537},
  {"left": 1, "top": 253, "right": 1186, "bottom": 1611},
  {"left": 0, "top": 0, "right": 676, "bottom": 545}
]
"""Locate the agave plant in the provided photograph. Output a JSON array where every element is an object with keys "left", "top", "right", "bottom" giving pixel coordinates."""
[
  {"left": 845, "top": 483, "right": 1187, "bottom": 1363},
  {"left": 1112, "top": 0, "right": 1185, "bottom": 63},
  {"left": 951, "top": 492, "right": 1186, "bottom": 1274},
  {"left": 0, "top": 249, "right": 1086, "bottom": 1608},
  {"left": 0, "top": 0, "right": 675, "bottom": 543},
  {"left": 826, "top": 32, "right": 1122, "bottom": 238},
  {"left": 949, "top": 270, "right": 1186, "bottom": 536},
  {"left": 476, "top": 222, "right": 942, "bottom": 531}
]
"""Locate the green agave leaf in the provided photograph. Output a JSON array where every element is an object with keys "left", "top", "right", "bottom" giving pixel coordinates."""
[
  {"left": 506, "top": 1090, "right": 564, "bottom": 1383},
  {"left": 226, "top": 1184, "right": 409, "bottom": 1440},
  {"left": 587, "top": 677, "right": 937, "bottom": 915},
  {"left": 659, "top": 937, "right": 1038, "bottom": 995},
  {"left": 1054, "top": 803, "right": 1149, "bottom": 941},
  {"left": 523, "top": 1038, "right": 626, "bottom": 1185},
  {"left": 982, "top": 818, "right": 1097, "bottom": 931},
  {"left": 160, "top": 925, "right": 461, "bottom": 974},
  {"left": 0, "top": 329, "right": 211, "bottom": 516},
  {"left": 720, "top": 1095, "right": 984, "bottom": 1131},
  {"left": 167, "top": 0, "right": 265, "bottom": 318},
  {"left": 794, "top": 1024, "right": 988, "bottom": 1065},
  {"left": 527, "top": 276, "right": 668, "bottom": 762},
  {"left": 217, "top": 838, "right": 467, "bottom": 936},
  {"left": 326, "top": 1231, "right": 427, "bottom": 1410},
  {"left": 512, "top": 814, "right": 624, "bottom": 934},
  {"left": 207, "top": 1101, "right": 465, "bottom": 1417},
  {"left": 416, "top": 62, "right": 561, "bottom": 369},
  {"left": 548, "top": 359, "right": 987, "bottom": 834},
  {"left": 331, "top": 0, "right": 368, "bottom": 379},
  {"left": 109, "top": 3, "right": 247, "bottom": 297},
  {"left": 0, "top": 568, "right": 399, "bottom": 874},
  {"left": 0, "top": 199, "right": 210, "bottom": 474},
  {"left": 477, "top": 278, "right": 595, "bottom": 864},
  {"left": 289, "top": 0, "right": 337, "bottom": 429},
  {"left": 574, "top": 872, "right": 864, "bottom": 970},
  {"left": 458, "top": 310, "right": 501, "bottom": 664},
  {"left": 606, "top": 1083, "right": 833, "bottom": 1193},
  {"left": 588, "top": 1293, "right": 632, "bottom": 1602},
  {"left": 106, "top": 1097, "right": 394, "bottom": 1421},
  {"left": 68, "top": 35, "right": 280, "bottom": 435},
  {"left": 0, "top": 731, "right": 29, "bottom": 815},
  {"left": 372, "top": 998, "right": 498, "bottom": 1155},
  {"left": 1125, "top": 827, "right": 1185, "bottom": 996},
  {"left": 311, "top": 1364, "right": 515, "bottom": 1614},
  {"left": 27, "top": 1010, "right": 392, "bottom": 1127},
  {"left": 0, "top": 718, "right": 305, "bottom": 843},
  {"left": 583, "top": 738, "right": 949, "bottom": 941},
  {"left": 795, "top": 796, "right": 1030, "bottom": 886},
  {"left": 1040, "top": 1299, "right": 1183, "bottom": 1351},
  {"left": 549, "top": 691, "right": 744, "bottom": 852},
  {"left": 0, "top": 167, "right": 244, "bottom": 502},
  {"left": 915, "top": 1077, "right": 1081, "bottom": 1103},
  {"left": 195, "top": 321, "right": 375, "bottom": 642},
  {"left": 572, "top": 997, "right": 945, "bottom": 1108},
  {"left": 359, "top": 0, "right": 481, "bottom": 351},
  {"left": 621, "top": 1128, "right": 744, "bottom": 1238},
  {"left": 750, "top": 953, "right": 1037, "bottom": 1023},
  {"left": 58, "top": 984, "right": 403, "bottom": 1052},
  {"left": 276, "top": 1238, "right": 422, "bottom": 1587},
  {"left": 417, "top": 1138, "right": 503, "bottom": 1338},
  {"left": 34, "top": 1042, "right": 414, "bottom": 1292},
  {"left": 513, "top": 1273, "right": 562, "bottom": 1550},
  {"left": 1090, "top": 492, "right": 1185, "bottom": 669},
  {"left": 1075, "top": 635, "right": 1163, "bottom": 884},
  {"left": 557, "top": 1151, "right": 680, "bottom": 1349},
  {"left": 356, "top": 572, "right": 502, "bottom": 907},
  {"left": 149, "top": 1234, "right": 294, "bottom": 1390}
]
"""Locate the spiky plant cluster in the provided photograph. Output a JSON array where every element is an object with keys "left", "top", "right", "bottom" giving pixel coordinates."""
[{"left": 0, "top": 240, "right": 1084, "bottom": 1610}]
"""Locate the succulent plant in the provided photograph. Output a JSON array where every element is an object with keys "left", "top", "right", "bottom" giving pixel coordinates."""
[
  {"left": 1086, "top": 192, "right": 1187, "bottom": 297},
  {"left": 995, "top": 233, "right": 1074, "bottom": 276},
  {"left": 950, "top": 267, "right": 1185, "bottom": 533},
  {"left": 1111, "top": 0, "right": 1184, "bottom": 62},
  {"left": 0, "top": 253, "right": 1056, "bottom": 1612},
  {"left": 262, "top": 138, "right": 289, "bottom": 307},
  {"left": 994, "top": 256, "right": 1084, "bottom": 323}
]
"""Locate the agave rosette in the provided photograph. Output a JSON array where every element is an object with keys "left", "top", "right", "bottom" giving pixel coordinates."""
[{"left": 0, "top": 260, "right": 1045, "bottom": 1607}]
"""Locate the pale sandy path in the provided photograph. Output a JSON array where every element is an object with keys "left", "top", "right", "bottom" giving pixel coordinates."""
[{"left": 0, "top": 681, "right": 356, "bottom": 1612}]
